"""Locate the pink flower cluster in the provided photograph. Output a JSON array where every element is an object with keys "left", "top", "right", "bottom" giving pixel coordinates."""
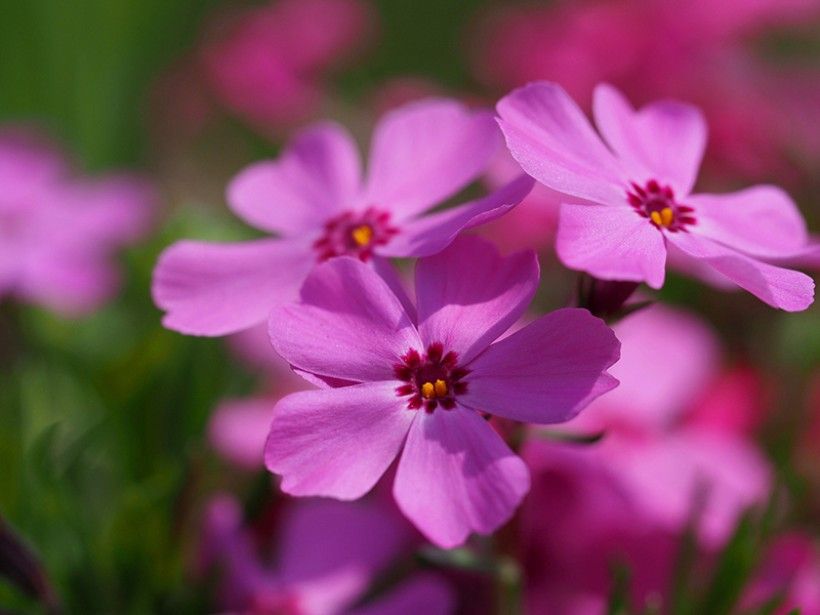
[{"left": 147, "top": 7, "right": 819, "bottom": 605}]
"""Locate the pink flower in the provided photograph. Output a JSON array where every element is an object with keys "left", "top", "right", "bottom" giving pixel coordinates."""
[
  {"left": 0, "top": 128, "right": 154, "bottom": 316},
  {"left": 153, "top": 99, "right": 533, "bottom": 336},
  {"left": 567, "top": 305, "right": 771, "bottom": 546},
  {"left": 263, "top": 236, "right": 620, "bottom": 547},
  {"left": 497, "top": 82, "right": 815, "bottom": 311},
  {"left": 200, "top": 494, "right": 454, "bottom": 614},
  {"left": 199, "top": 0, "right": 376, "bottom": 129}
]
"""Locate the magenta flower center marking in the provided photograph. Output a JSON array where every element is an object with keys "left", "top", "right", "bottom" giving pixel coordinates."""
[
  {"left": 313, "top": 207, "right": 399, "bottom": 262},
  {"left": 627, "top": 179, "right": 697, "bottom": 233},
  {"left": 393, "top": 342, "right": 470, "bottom": 413}
]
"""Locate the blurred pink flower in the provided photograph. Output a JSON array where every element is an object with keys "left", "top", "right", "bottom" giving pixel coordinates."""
[
  {"left": 264, "top": 237, "right": 620, "bottom": 547},
  {"left": 0, "top": 128, "right": 154, "bottom": 316},
  {"left": 472, "top": 0, "right": 820, "bottom": 182},
  {"left": 566, "top": 305, "right": 772, "bottom": 546},
  {"left": 517, "top": 307, "right": 773, "bottom": 610},
  {"left": 497, "top": 82, "right": 815, "bottom": 311},
  {"left": 153, "top": 99, "right": 532, "bottom": 336},
  {"left": 200, "top": 494, "right": 454, "bottom": 614},
  {"left": 199, "top": 0, "right": 376, "bottom": 130}
]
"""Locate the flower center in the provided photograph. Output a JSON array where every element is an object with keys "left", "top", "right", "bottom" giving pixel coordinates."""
[
  {"left": 627, "top": 180, "right": 696, "bottom": 233},
  {"left": 393, "top": 342, "right": 469, "bottom": 412},
  {"left": 313, "top": 207, "right": 399, "bottom": 262}
]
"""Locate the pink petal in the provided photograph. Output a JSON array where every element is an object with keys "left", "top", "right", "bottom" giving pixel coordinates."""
[
  {"left": 377, "top": 175, "right": 534, "bottom": 258},
  {"left": 208, "top": 397, "right": 274, "bottom": 469},
  {"left": 265, "top": 382, "right": 415, "bottom": 499},
  {"left": 350, "top": 574, "right": 455, "bottom": 615},
  {"left": 393, "top": 406, "right": 529, "bottom": 548},
  {"left": 414, "top": 235, "right": 539, "bottom": 365},
  {"left": 269, "top": 257, "right": 422, "bottom": 383},
  {"left": 496, "top": 82, "right": 626, "bottom": 205},
  {"left": 461, "top": 308, "right": 620, "bottom": 424},
  {"left": 227, "top": 122, "right": 361, "bottom": 235},
  {"left": 152, "top": 238, "right": 312, "bottom": 336},
  {"left": 669, "top": 232, "right": 815, "bottom": 311},
  {"left": 687, "top": 186, "right": 809, "bottom": 258},
  {"left": 593, "top": 83, "right": 706, "bottom": 196},
  {"left": 364, "top": 99, "right": 499, "bottom": 220},
  {"left": 556, "top": 202, "right": 667, "bottom": 288}
]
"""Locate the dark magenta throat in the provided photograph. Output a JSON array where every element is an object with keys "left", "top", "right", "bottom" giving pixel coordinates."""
[
  {"left": 394, "top": 342, "right": 469, "bottom": 413},
  {"left": 627, "top": 179, "right": 696, "bottom": 233},
  {"left": 313, "top": 207, "right": 398, "bottom": 262}
]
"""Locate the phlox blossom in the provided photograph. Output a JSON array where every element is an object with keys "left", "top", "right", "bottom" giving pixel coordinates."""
[
  {"left": 497, "top": 82, "right": 814, "bottom": 311},
  {"left": 153, "top": 99, "right": 533, "bottom": 336},
  {"left": 264, "top": 236, "right": 620, "bottom": 547}
]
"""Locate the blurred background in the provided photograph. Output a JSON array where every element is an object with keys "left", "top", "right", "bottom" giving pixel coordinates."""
[{"left": 1, "top": 0, "right": 819, "bottom": 613}]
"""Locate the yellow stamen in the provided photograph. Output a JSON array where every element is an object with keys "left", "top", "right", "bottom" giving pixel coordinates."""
[
  {"left": 351, "top": 225, "right": 373, "bottom": 246},
  {"left": 421, "top": 381, "right": 436, "bottom": 399},
  {"left": 650, "top": 207, "right": 674, "bottom": 228},
  {"left": 434, "top": 379, "right": 448, "bottom": 397},
  {"left": 660, "top": 207, "right": 674, "bottom": 227}
]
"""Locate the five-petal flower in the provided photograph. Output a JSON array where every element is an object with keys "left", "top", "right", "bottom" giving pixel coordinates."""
[
  {"left": 153, "top": 99, "right": 533, "bottom": 336},
  {"left": 264, "top": 236, "right": 620, "bottom": 547},
  {"left": 496, "top": 81, "right": 814, "bottom": 311}
]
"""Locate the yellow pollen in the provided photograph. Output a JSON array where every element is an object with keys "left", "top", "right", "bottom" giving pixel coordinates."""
[
  {"left": 650, "top": 207, "right": 674, "bottom": 228},
  {"left": 351, "top": 225, "right": 373, "bottom": 246},
  {"left": 421, "top": 381, "right": 436, "bottom": 399},
  {"left": 434, "top": 379, "right": 448, "bottom": 397}
]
